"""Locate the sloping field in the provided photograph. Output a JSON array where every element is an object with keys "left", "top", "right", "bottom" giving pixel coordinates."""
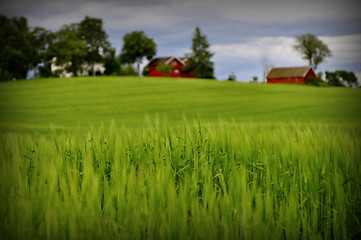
[
  {"left": 0, "top": 76, "right": 360, "bottom": 131},
  {"left": 0, "top": 77, "right": 360, "bottom": 239}
]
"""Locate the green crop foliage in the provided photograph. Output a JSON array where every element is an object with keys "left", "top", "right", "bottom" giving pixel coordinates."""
[
  {"left": 0, "top": 77, "right": 360, "bottom": 239},
  {"left": 0, "top": 121, "right": 360, "bottom": 239}
]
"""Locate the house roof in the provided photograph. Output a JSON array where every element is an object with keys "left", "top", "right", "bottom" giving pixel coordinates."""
[
  {"left": 180, "top": 58, "right": 197, "bottom": 72},
  {"left": 267, "top": 66, "right": 314, "bottom": 79},
  {"left": 147, "top": 57, "right": 171, "bottom": 66},
  {"left": 147, "top": 56, "right": 185, "bottom": 66}
]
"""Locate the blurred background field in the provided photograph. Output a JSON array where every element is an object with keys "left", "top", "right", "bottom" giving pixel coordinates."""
[{"left": 0, "top": 76, "right": 360, "bottom": 132}]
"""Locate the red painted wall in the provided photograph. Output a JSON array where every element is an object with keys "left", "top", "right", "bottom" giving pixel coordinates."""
[
  {"left": 305, "top": 69, "right": 316, "bottom": 79},
  {"left": 148, "top": 59, "right": 183, "bottom": 77},
  {"left": 148, "top": 58, "right": 196, "bottom": 78},
  {"left": 267, "top": 69, "right": 316, "bottom": 84},
  {"left": 267, "top": 77, "right": 306, "bottom": 83},
  {"left": 181, "top": 72, "right": 196, "bottom": 78}
]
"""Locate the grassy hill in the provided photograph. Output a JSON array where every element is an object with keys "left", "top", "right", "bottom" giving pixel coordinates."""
[
  {"left": 0, "top": 76, "right": 360, "bottom": 239},
  {"left": 0, "top": 76, "right": 360, "bottom": 131}
]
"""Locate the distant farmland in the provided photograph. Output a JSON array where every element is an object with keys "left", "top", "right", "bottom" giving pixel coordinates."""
[
  {"left": 0, "top": 76, "right": 360, "bottom": 131},
  {"left": 0, "top": 76, "right": 360, "bottom": 239}
]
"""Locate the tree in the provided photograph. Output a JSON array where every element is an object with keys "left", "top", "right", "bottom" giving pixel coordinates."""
[
  {"left": 49, "top": 25, "right": 87, "bottom": 76},
  {"left": 78, "top": 16, "right": 110, "bottom": 76},
  {"left": 191, "top": 27, "right": 215, "bottom": 79},
  {"left": 336, "top": 71, "right": 358, "bottom": 87},
  {"left": 156, "top": 64, "right": 172, "bottom": 77},
  {"left": 120, "top": 64, "right": 137, "bottom": 76},
  {"left": 31, "top": 27, "right": 56, "bottom": 77},
  {"left": 142, "top": 66, "right": 149, "bottom": 76},
  {"left": 228, "top": 72, "right": 236, "bottom": 81},
  {"left": 104, "top": 48, "right": 121, "bottom": 75},
  {"left": 0, "top": 15, "right": 37, "bottom": 81},
  {"left": 293, "top": 34, "right": 332, "bottom": 70},
  {"left": 120, "top": 31, "right": 156, "bottom": 75},
  {"left": 325, "top": 71, "right": 343, "bottom": 86},
  {"left": 325, "top": 70, "right": 358, "bottom": 87}
]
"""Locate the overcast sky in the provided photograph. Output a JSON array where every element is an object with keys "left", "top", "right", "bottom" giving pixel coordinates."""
[{"left": 1, "top": 0, "right": 361, "bottom": 81}]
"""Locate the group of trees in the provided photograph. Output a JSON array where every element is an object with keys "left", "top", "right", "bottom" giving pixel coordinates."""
[
  {"left": 0, "top": 15, "right": 112, "bottom": 80},
  {"left": 293, "top": 34, "right": 358, "bottom": 87},
  {"left": 324, "top": 70, "right": 358, "bottom": 87},
  {"left": 1, "top": 15, "right": 356, "bottom": 86},
  {"left": 0, "top": 15, "right": 215, "bottom": 81},
  {"left": 0, "top": 16, "right": 37, "bottom": 81}
]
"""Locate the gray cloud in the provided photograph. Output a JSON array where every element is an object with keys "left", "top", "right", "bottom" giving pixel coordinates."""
[
  {"left": 2, "top": 0, "right": 361, "bottom": 28},
  {"left": 1, "top": 0, "right": 361, "bottom": 80}
]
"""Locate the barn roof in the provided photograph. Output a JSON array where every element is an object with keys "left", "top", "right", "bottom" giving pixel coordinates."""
[
  {"left": 267, "top": 66, "right": 314, "bottom": 79},
  {"left": 147, "top": 56, "right": 185, "bottom": 66}
]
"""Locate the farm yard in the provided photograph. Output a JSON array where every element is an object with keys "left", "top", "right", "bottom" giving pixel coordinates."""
[{"left": 0, "top": 76, "right": 360, "bottom": 239}]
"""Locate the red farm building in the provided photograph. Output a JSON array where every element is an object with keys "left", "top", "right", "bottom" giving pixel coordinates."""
[
  {"left": 147, "top": 56, "right": 196, "bottom": 78},
  {"left": 266, "top": 66, "right": 316, "bottom": 84}
]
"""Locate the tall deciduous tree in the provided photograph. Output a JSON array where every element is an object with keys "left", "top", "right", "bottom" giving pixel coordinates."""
[
  {"left": 337, "top": 71, "right": 358, "bottom": 87},
  {"left": 0, "top": 15, "right": 36, "bottom": 81},
  {"left": 78, "top": 16, "right": 110, "bottom": 76},
  {"left": 325, "top": 70, "right": 358, "bottom": 87},
  {"left": 49, "top": 25, "right": 87, "bottom": 76},
  {"left": 120, "top": 31, "right": 156, "bottom": 75},
  {"left": 293, "top": 34, "right": 332, "bottom": 70},
  {"left": 31, "top": 27, "right": 55, "bottom": 77},
  {"left": 191, "top": 27, "right": 215, "bottom": 79},
  {"left": 104, "top": 48, "right": 120, "bottom": 75}
]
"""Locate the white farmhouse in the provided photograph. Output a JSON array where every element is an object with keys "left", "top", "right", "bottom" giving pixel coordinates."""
[{"left": 51, "top": 58, "right": 105, "bottom": 77}]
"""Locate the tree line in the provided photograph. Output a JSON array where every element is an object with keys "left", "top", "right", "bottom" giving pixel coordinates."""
[
  {"left": 0, "top": 15, "right": 215, "bottom": 81},
  {"left": 293, "top": 34, "right": 358, "bottom": 87},
  {"left": 0, "top": 15, "right": 357, "bottom": 86},
  {"left": 1, "top": 15, "right": 109, "bottom": 80}
]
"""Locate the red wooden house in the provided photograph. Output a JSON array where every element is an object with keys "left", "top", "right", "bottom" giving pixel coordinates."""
[
  {"left": 147, "top": 56, "right": 196, "bottom": 78},
  {"left": 266, "top": 66, "right": 316, "bottom": 84}
]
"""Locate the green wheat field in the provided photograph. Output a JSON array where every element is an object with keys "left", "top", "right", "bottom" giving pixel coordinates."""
[{"left": 0, "top": 77, "right": 360, "bottom": 239}]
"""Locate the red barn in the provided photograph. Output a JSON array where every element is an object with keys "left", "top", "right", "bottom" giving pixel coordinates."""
[
  {"left": 266, "top": 66, "right": 316, "bottom": 84},
  {"left": 147, "top": 56, "right": 196, "bottom": 78}
]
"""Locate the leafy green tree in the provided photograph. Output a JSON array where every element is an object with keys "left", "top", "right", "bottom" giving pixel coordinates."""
[
  {"left": 31, "top": 27, "right": 56, "bottom": 77},
  {"left": 120, "top": 31, "right": 157, "bottom": 75},
  {"left": 325, "top": 71, "right": 343, "bottom": 86},
  {"left": 104, "top": 48, "right": 121, "bottom": 75},
  {"left": 78, "top": 16, "right": 110, "bottom": 76},
  {"left": 156, "top": 64, "right": 173, "bottom": 77},
  {"left": 142, "top": 66, "right": 149, "bottom": 76},
  {"left": 325, "top": 70, "right": 358, "bottom": 87},
  {"left": 49, "top": 26, "right": 87, "bottom": 76},
  {"left": 293, "top": 34, "right": 332, "bottom": 70},
  {"left": 336, "top": 71, "right": 358, "bottom": 87},
  {"left": 120, "top": 64, "right": 138, "bottom": 76},
  {"left": 191, "top": 27, "right": 215, "bottom": 79},
  {"left": 0, "top": 15, "right": 37, "bottom": 81},
  {"left": 104, "top": 49, "right": 137, "bottom": 76},
  {"left": 228, "top": 72, "right": 236, "bottom": 81}
]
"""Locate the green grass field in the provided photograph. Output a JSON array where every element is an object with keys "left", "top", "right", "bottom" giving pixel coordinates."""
[
  {"left": 0, "top": 76, "right": 360, "bottom": 239},
  {"left": 0, "top": 76, "right": 360, "bottom": 131}
]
